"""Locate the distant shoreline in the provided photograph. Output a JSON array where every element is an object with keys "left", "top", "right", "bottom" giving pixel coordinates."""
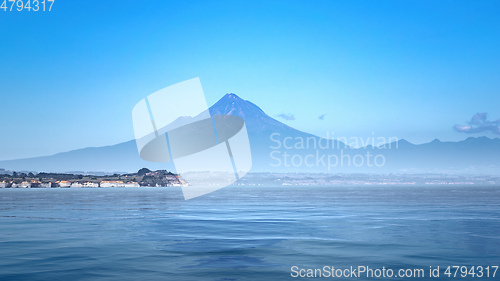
[
  {"left": 0, "top": 168, "right": 187, "bottom": 188},
  {"left": 1, "top": 170, "right": 499, "bottom": 188}
]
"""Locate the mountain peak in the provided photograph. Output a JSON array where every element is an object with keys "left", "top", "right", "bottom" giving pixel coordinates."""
[
  {"left": 212, "top": 93, "right": 249, "bottom": 111},
  {"left": 210, "top": 93, "right": 264, "bottom": 118},
  {"left": 223, "top": 93, "right": 243, "bottom": 100},
  {"left": 216, "top": 93, "right": 246, "bottom": 106},
  {"left": 396, "top": 139, "right": 414, "bottom": 146},
  {"left": 209, "top": 93, "right": 304, "bottom": 135},
  {"left": 465, "top": 136, "right": 491, "bottom": 142}
]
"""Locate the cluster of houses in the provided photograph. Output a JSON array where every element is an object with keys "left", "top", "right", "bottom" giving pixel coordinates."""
[
  {"left": 0, "top": 180, "right": 141, "bottom": 188},
  {"left": 0, "top": 168, "right": 188, "bottom": 188}
]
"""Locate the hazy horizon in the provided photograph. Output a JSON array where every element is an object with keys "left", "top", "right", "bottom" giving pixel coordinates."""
[{"left": 0, "top": 91, "right": 498, "bottom": 163}]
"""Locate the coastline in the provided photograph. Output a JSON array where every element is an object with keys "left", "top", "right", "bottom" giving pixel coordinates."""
[{"left": 0, "top": 168, "right": 187, "bottom": 188}]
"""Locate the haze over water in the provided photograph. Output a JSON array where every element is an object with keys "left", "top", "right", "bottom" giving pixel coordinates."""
[{"left": 1, "top": 185, "right": 499, "bottom": 281}]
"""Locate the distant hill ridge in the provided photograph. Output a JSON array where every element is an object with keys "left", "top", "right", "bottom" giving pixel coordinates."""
[{"left": 0, "top": 94, "right": 499, "bottom": 174}]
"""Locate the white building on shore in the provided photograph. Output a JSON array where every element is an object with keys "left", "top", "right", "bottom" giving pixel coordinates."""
[
  {"left": 100, "top": 181, "right": 140, "bottom": 187},
  {"left": 20, "top": 181, "right": 31, "bottom": 188},
  {"left": 57, "top": 181, "right": 71, "bottom": 188},
  {"left": 83, "top": 182, "right": 99, "bottom": 188}
]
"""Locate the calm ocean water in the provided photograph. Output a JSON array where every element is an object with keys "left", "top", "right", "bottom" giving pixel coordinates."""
[{"left": 0, "top": 185, "right": 499, "bottom": 281}]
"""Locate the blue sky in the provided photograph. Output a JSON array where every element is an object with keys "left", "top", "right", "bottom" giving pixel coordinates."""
[{"left": 1, "top": 0, "right": 499, "bottom": 160}]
